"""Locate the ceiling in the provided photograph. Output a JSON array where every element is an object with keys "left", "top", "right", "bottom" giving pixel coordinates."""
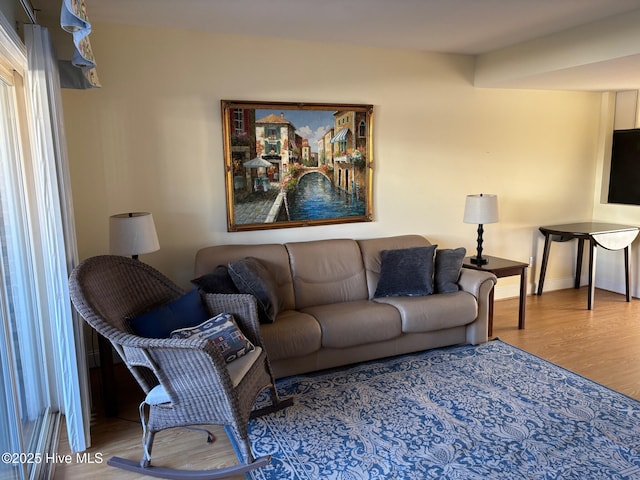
[{"left": 33, "top": 0, "right": 640, "bottom": 91}]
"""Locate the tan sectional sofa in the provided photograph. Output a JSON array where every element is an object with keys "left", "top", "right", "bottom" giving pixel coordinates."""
[{"left": 194, "top": 234, "right": 497, "bottom": 378}]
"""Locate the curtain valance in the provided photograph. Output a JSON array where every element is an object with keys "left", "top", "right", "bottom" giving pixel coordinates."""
[{"left": 60, "top": 0, "right": 100, "bottom": 88}]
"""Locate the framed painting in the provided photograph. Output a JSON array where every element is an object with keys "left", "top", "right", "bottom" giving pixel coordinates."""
[{"left": 221, "top": 100, "right": 374, "bottom": 231}]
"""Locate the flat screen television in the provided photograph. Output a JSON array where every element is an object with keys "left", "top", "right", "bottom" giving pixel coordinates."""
[{"left": 608, "top": 128, "right": 640, "bottom": 205}]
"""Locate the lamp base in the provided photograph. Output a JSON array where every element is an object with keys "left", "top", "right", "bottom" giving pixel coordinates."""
[{"left": 470, "top": 256, "right": 488, "bottom": 265}]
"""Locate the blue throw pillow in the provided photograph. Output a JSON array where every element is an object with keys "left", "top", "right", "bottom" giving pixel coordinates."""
[
  {"left": 128, "top": 289, "right": 210, "bottom": 338},
  {"left": 374, "top": 245, "right": 437, "bottom": 298},
  {"left": 170, "top": 312, "right": 255, "bottom": 363},
  {"left": 434, "top": 247, "right": 466, "bottom": 293}
]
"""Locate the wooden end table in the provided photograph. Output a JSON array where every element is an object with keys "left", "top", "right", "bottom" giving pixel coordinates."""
[{"left": 462, "top": 255, "right": 529, "bottom": 337}]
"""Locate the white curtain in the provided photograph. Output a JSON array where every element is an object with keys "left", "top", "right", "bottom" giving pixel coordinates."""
[{"left": 23, "top": 24, "right": 90, "bottom": 452}]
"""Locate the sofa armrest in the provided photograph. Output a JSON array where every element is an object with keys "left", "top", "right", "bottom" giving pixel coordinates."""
[{"left": 457, "top": 268, "right": 497, "bottom": 345}]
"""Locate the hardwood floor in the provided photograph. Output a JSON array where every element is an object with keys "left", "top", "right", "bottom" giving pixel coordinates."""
[
  {"left": 493, "top": 287, "right": 640, "bottom": 401},
  {"left": 53, "top": 287, "right": 640, "bottom": 479}
]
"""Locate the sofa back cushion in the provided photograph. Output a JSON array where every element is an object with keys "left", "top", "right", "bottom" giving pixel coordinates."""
[
  {"left": 194, "top": 244, "right": 296, "bottom": 311},
  {"left": 286, "top": 239, "right": 368, "bottom": 309},
  {"left": 357, "top": 235, "right": 432, "bottom": 299}
]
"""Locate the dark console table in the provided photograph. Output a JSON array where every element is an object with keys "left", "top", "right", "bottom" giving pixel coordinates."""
[{"left": 537, "top": 222, "right": 639, "bottom": 310}]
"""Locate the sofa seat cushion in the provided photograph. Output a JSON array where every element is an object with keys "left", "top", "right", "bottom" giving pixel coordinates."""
[
  {"left": 302, "top": 300, "right": 402, "bottom": 349},
  {"left": 375, "top": 291, "right": 477, "bottom": 333},
  {"left": 260, "top": 310, "right": 321, "bottom": 361}
]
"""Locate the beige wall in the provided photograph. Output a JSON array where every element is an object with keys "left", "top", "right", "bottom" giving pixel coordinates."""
[{"left": 62, "top": 23, "right": 608, "bottom": 298}]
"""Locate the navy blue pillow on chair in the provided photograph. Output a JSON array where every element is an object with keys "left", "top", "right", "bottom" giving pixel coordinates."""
[
  {"left": 374, "top": 245, "right": 437, "bottom": 298},
  {"left": 128, "top": 289, "right": 210, "bottom": 338}
]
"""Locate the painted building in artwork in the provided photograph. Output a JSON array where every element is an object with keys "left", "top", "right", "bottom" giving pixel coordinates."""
[
  {"left": 318, "top": 128, "right": 334, "bottom": 166},
  {"left": 229, "top": 108, "right": 256, "bottom": 191},
  {"left": 330, "top": 111, "right": 368, "bottom": 199},
  {"left": 301, "top": 138, "right": 312, "bottom": 166},
  {"left": 255, "top": 112, "right": 300, "bottom": 178}
]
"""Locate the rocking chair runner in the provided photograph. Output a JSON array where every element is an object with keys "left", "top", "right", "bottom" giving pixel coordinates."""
[{"left": 69, "top": 255, "right": 291, "bottom": 479}]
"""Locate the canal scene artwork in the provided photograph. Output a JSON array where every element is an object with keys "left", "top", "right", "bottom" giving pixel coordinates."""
[{"left": 221, "top": 100, "right": 374, "bottom": 231}]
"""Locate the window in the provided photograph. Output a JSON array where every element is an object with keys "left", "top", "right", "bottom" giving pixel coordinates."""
[
  {"left": 358, "top": 120, "right": 366, "bottom": 138},
  {"left": 233, "top": 109, "right": 244, "bottom": 136},
  {"left": 0, "top": 59, "right": 49, "bottom": 480},
  {"left": 0, "top": 18, "right": 89, "bottom": 479}
]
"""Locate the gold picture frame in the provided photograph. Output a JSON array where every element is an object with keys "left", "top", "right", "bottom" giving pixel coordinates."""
[{"left": 221, "top": 100, "right": 374, "bottom": 231}]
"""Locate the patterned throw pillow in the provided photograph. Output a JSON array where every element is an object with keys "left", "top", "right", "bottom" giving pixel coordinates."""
[{"left": 170, "top": 312, "right": 255, "bottom": 363}]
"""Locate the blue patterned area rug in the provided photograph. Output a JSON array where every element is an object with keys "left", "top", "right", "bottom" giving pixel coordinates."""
[{"left": 247, "top": 339, "right": 640, "bottom": 479}]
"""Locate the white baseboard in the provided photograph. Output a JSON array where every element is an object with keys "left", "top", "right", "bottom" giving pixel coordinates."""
[
  {"left": 494, "top": 274, "right": 633, "bottom": 300},
  {"left": 493, "top": 275, "right": 583, "bottom": 300}
]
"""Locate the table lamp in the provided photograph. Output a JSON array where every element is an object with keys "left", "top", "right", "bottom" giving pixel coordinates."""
[
  {"left": 109, "top": 212, "right": 160, "bottom": 260},
  {"left": 463, "top": 194, "right": 499, "bottom": 265}
]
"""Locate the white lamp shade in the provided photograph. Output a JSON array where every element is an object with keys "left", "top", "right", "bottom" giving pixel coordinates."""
[
  {"left": 109, "top": 212, "right": 160, "bottom": 257},
  {"left": 463, "top": 194, "right": 499, "bottom": 224}
]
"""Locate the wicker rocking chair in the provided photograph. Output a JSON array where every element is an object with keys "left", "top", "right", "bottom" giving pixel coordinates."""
[{"left": 69, "top": 255, "right": 291, "bottom": 479}]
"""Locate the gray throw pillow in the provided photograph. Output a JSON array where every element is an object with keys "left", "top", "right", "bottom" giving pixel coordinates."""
[
  {"left": 434, "top": 247, "right": 466, "bottom": 293},
  {"left": 227, "top": 257, "right": 279, "bottom": 324},
  {"left": 191, "top": 265, "right": 239, "bottom": 294},
  {"left": 374, "top": 245, "right": 437, "bottom": 298}
]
